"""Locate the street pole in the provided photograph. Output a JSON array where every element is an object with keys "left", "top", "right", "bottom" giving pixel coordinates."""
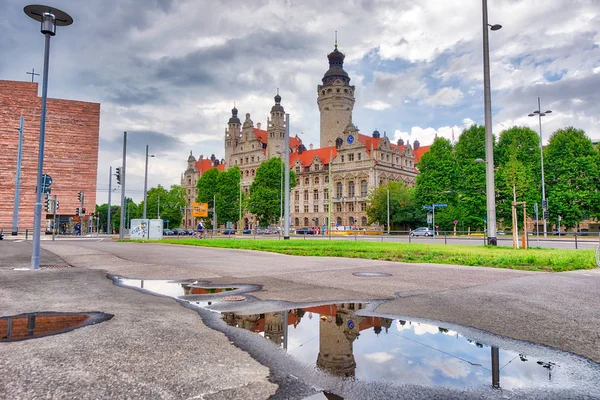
[
  {"left": 107, "top": 166, "right": 112, "bottom": 234},
  {"left": 12, "top": 115, "right": 24, "bottom": 236},
  {"left": 213, "top": 194, "right": 217, "bottom": 234},
  {"left": 239, "top": 176, "right": 242, "bottom": 230},
  {"left": 25, "top": 4, "right": 73, "bottom": 270},
  {"left": 157, "top": 193, "right": 160, "bottom": 219},
  {"left": 143, "top": 144, "right": 149, "bottom": 219},
  {"left": 482, "top": 0, "right": 498, "bottom": 246},
  {"left": 328, "top": 147, "right": 332, "bottom": 234},
  {"left": 119, "top": 131, "right": 127, "bottom": 240},
  {"left": 51, "top": 195, "right": 57, "bottom": 241},
  {"left": 432, "top": 204, "right": 436, "bottom": 237},
  {"left": 280, "top": 159, "right": 283, "bottom": 229},
  {"left": 283, "top": 113, "right": 290, "bottom": 239},
  {"left": 536, "top": 97, "right": 549, "bottom": 239}
]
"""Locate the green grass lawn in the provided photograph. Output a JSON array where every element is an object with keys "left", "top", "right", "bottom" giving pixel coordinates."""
[{"left": 135, "top": 238, "right": 597, "bottom": 272}]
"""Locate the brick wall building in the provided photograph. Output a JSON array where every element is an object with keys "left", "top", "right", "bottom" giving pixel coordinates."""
[{"left": 0, "top": 80, "right": 100, "bottom": 233}]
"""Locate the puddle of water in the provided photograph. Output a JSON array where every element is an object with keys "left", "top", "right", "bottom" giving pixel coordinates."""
[
  {"left": 113, "top": 277, "right": 595, "bottom": 392},
  {"left": 118, "top": 279, "right": 237, "bottom": 297},
  {"left": 0, "top": 312, "right": 112, "bottom": 342}
]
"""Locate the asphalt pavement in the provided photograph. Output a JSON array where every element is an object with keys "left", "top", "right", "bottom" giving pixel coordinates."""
[{"left": 1, "top": 239, "right": 600, "bottom": 399}]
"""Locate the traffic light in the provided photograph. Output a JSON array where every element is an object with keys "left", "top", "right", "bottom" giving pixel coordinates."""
[
  {"left": 82, "top": 207, "right": 87, "bottom": 215},
  {"left": 77, "top": 191, "right": 84, "bottom": 202},
  {"left": 76, "top": 207, "right": 81, "bottom": 216},
  {"left": 543, "top": 210, "right": 550, "bottom": 220},
  {"left": 542, "top": 199, "right": 548, "bottom": 210},
  {"left": 115, "top": 167, "right": 121, "bottom": 185},
  {"left": 45, "top": 196, "right": 52, "bottom": 212},
  {"left": 55, "top": 200, "right": 59, "bottom": 210}
]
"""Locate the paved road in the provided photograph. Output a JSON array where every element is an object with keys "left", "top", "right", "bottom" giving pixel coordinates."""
[{"left": 1, "top": 239, "right": 599, "bottom": 399}]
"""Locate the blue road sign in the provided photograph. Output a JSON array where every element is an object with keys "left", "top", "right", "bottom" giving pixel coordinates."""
[
  {"left": 423, "top": 206, "right": 433, "bottom": 210},
  {"left": 347, "top": 320, "right": 355, "bottom": 329},
  {"left": 433, "top": 203, "right": 447, "bottom": 207}
]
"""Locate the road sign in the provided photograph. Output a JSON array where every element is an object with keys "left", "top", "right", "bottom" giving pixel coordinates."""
[
  {"left": 453, "top": 219, "right": 458, "bottom": 225},
  {"left": 423, "top": 206, "right": 433, "bottom": 210},
  {"left": 433, "top": 203, "right": 447, "bottom": 207},
  {"left": 427, "top": 213, "right": 433, "bottom": 224},
  {"left": 347, "top": 320, "right": 355, "bottom": 329},
  {"left": 192, "top": 202, "right": 208, "bottom": 217},
  {"left": 534, "top": 203, "right": 538, "bottom": 213}
]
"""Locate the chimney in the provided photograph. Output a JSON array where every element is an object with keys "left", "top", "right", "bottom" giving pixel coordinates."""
[
  {"left": 257, "top": 122, "right": 262, "bottom": 130},
  {"left": 309, "top": 143, "right": 313, "bottom": 150},
  {"left": 413, "top": 139, "right": 420, "bottom": 150}
]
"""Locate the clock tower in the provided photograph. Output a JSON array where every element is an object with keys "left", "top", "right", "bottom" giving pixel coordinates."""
[{"left": 317, "top": 41, "right": 355, "bottom": 147}]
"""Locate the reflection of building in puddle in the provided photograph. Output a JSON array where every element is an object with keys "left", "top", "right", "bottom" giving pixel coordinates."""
[
  {"left": 181, "top": 285, "right": 235, "bottom": 295},
  {"left": 222, "top": 309, "right": 303, "bottom": 347},
  {"left": 308, "top": 303, "right": 392, "bottom": 378}
]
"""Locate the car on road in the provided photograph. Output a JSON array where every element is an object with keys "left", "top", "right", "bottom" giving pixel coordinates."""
[
  {"left": 497, "top": 230, "right": 506, "bottom": 235},
  {"left": 222, "top": 229, "right": 236, "bottom": 235},
  {"left": 295, "top": 227, "right": 315, "bottom": 235},
  {"left": 255, "top": 228, "right": 271, "bottom": 234},
  {"left": 409, "top": 227, "right": 433, "bottom": 237}
]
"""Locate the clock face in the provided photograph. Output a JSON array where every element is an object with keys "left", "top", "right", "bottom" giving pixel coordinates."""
[{"left": 347, "top": 135, "right": 354, "bottom": 144}]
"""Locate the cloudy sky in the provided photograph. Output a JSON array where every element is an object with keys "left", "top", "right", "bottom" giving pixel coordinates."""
[{"left": 2, "top": 0, "right": 599, "bottom": 203}]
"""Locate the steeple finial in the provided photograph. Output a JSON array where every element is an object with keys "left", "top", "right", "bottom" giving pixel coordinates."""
[{"left": 334, "top": 31, "right": 338, "bottom": 49}]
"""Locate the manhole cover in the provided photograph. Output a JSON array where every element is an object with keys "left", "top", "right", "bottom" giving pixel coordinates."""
[
  {"left": 0, "top": 311, "right": 112, "bottom": 342},
  {"left": 223, "top": 295, "right": 246, "bottom": 301},
  {"left": 352, "top": 272, "right": 392, "bottom": 277}
]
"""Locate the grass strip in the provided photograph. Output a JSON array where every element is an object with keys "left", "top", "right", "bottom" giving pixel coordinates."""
[{"left": 130, "top": 238, "right": 597, "bottom": 272}]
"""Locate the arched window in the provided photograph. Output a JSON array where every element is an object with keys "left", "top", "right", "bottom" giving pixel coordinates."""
[
  {"left": 314, "top": 177, "right": 320, "bottom": 185},
  {"left": 336, "top": 182, "right": 343, "bottom": 199},
  {"left": 349, "top": 216, "right": 355, "bottom": 225},
  {"left": 304, "top": 190, "right": 309, "bottom": 201},
  {"left": 361, "top": 180, "right": 368, "bottom": 197},
  {"left": 336, "top": 217, "right": 342, "bottom": 226},
  {"left": 294, "top": 218, "right": 299, "bottom": 226},
  {"left": 245, "top": 170, "right": 249, "bottom": 177},
  {"left": 304, "top": 217, "right": 309, "bottom": 227},
  {"left": 304, "top": 177, "right": 309, "bottom": 185},
  {"left": 348, "top": 181, "right": 355, "bottom": 197},
  {"left": 251, "top": 169, "right": 255, "bottom": 176},
  {"left": 361, "top": 216, "right": 367, "bottom": 226}
]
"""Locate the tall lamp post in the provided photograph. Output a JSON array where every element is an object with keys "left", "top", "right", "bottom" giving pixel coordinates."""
[
  {"left": 24, "top": 5, "right": 73, "bottom": 270},
  {"left": 482, "top": 0, "right": 501, "bottom": 246},
  {"left": 528, "top": 98, "right": 552, "bottom": 238},
  {"left": 142, "top": 145, "right": 155, "bottom": 219}
]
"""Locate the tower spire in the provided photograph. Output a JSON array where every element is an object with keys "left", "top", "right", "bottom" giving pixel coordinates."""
[{"left": 334, "top": 31, "right": 338, "bottom": 49}]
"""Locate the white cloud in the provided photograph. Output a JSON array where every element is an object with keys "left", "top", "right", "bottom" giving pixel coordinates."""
[
  {"left": 364, "top": 352, "right": 395, "bottom": 363},
  {"left": 423, "top": 87, "right": 464, "bottom": 106},
  {"left": 364, "top": 100, "right": 392, "bottom": 110}
]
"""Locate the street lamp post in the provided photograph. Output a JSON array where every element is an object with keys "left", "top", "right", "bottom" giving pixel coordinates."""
[
  {"left": 482, "top": 0, "right": 501, "bottom": 246},
  {"left": 142, "top": 144, "right": 155, "bottom": 219},
  {"left": 24, "top": 5, "right": 73, "bottom": 269},
  {"left": 528, "top": 97, "right": 552, "bottom": 238}
]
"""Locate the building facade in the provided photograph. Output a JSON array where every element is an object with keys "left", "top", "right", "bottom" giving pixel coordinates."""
[
  {"left": 0, "top": 80, "right": 100, "bottom": 233},
  {"left": 182, "top": 44, "right": 430, "bottom": 230}
]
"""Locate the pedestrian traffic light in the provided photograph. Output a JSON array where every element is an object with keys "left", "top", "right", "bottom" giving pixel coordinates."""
[
  {"left": 543, "top": 210, "right": 549, "bottom": 219},
  {"left": 115, "top": 167, "right": 121, "bottom": 185},
  {"left": 82, "top": 207, "right": 86, "bottom": 215}
]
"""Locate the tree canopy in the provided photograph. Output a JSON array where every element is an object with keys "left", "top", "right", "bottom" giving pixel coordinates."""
[{"left": 366, "top": 181, "right": 422, "bottom": 230}]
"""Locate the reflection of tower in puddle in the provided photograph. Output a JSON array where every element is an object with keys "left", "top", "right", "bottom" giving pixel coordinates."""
[
  {"left": 264, "top": 312, "right": 285, "bottom": 346},
  {"left": 316, "top": 303, "right": 363, "bottom": 378}
]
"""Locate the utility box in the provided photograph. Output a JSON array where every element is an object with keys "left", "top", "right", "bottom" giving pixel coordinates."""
[{"left": 130, "top": 219, "right": 163, "bottom": 240}]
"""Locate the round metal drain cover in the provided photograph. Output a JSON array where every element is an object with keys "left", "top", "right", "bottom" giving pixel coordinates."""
[
  {"left": 353, "top": 272, "right": 392, "bottom": 277},
  {"left": 223, "top": 295, "right": 246, "bottom": 301}
]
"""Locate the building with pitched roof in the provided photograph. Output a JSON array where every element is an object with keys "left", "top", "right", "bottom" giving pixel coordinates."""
[{"left": 181, "top": 44, "right": 430, "bottom": 230}]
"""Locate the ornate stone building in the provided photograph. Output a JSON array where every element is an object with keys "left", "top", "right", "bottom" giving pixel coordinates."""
[{"left": 182, "top": 43, "right": 430, "bottom": 230}]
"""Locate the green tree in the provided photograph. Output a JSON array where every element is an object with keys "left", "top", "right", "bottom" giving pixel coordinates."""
[
  {"left": 415, "top": 137, "right": 458, "bottom": 230},
  {"left": 366, "top": 181, "right": 422, "bottom": 230},
  {"left": 495, "top": 126, "right": 540, "bottom": 228},
  {"left": 216, "top": 166, "right": 241, "bottom": 226},
  {"left": 196, "top": 168, "right": 219, "bottom": 227},
  {"left": 544, "top": 127, "right": 600, "bottom": 228},
  {"left": 248, "top": 157, "right": 296, "bottom": 227},
  {"left": 145, "top": 185, "right": 185, "bottom": 228},
  {"left": 453, "top": 125, "right": 488, "bottom": 230}
]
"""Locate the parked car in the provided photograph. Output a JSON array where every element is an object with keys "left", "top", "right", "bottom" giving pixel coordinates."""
[
  {"left": 409, "top": 227, "right": 433, "bottom": 237},
  {"left": 552, "top": 229, "right": 567, "bottom": 236},
  {"left": 242, "top": 229, "right": 252, "bottom": 234},
  {"left": 163, "top": 229, "right": 174, "bottom": 236},
  {"left": 185, "top": 229, "right": 196, "bottom": 235},
  {"left": 577, "top": 229, "right": 590, "bottom": 236},
  {"left": 496, "top": 230, "right": 506, "bottom": 235},
  {"left": 222, "top": 229, "right": 236, "bottom": 235},
  {"left": 295, "top": 227, "right": 315, "bottom": 235},
  {"left": 255, "top": 228, "right": 270, "bottom": 234},
  {"left": 171, "top": 228, "right": 186, "bottom": 235}
]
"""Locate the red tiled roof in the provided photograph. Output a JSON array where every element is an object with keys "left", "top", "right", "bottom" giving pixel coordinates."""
[
  {"left": 413, "top": 145, "right": 430, "bottom": 162},
  {"left": 303, "top": 304, "right": 338, "bottom": 317},
  {"left": 290, "top": 146, "right": 337, "bottom": 167},
  {"left": 195, "top": 159, "right": 225, "bottom": 174},
  {"left": 357, "top": 134, "right": 406, "bottom": 156}
]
